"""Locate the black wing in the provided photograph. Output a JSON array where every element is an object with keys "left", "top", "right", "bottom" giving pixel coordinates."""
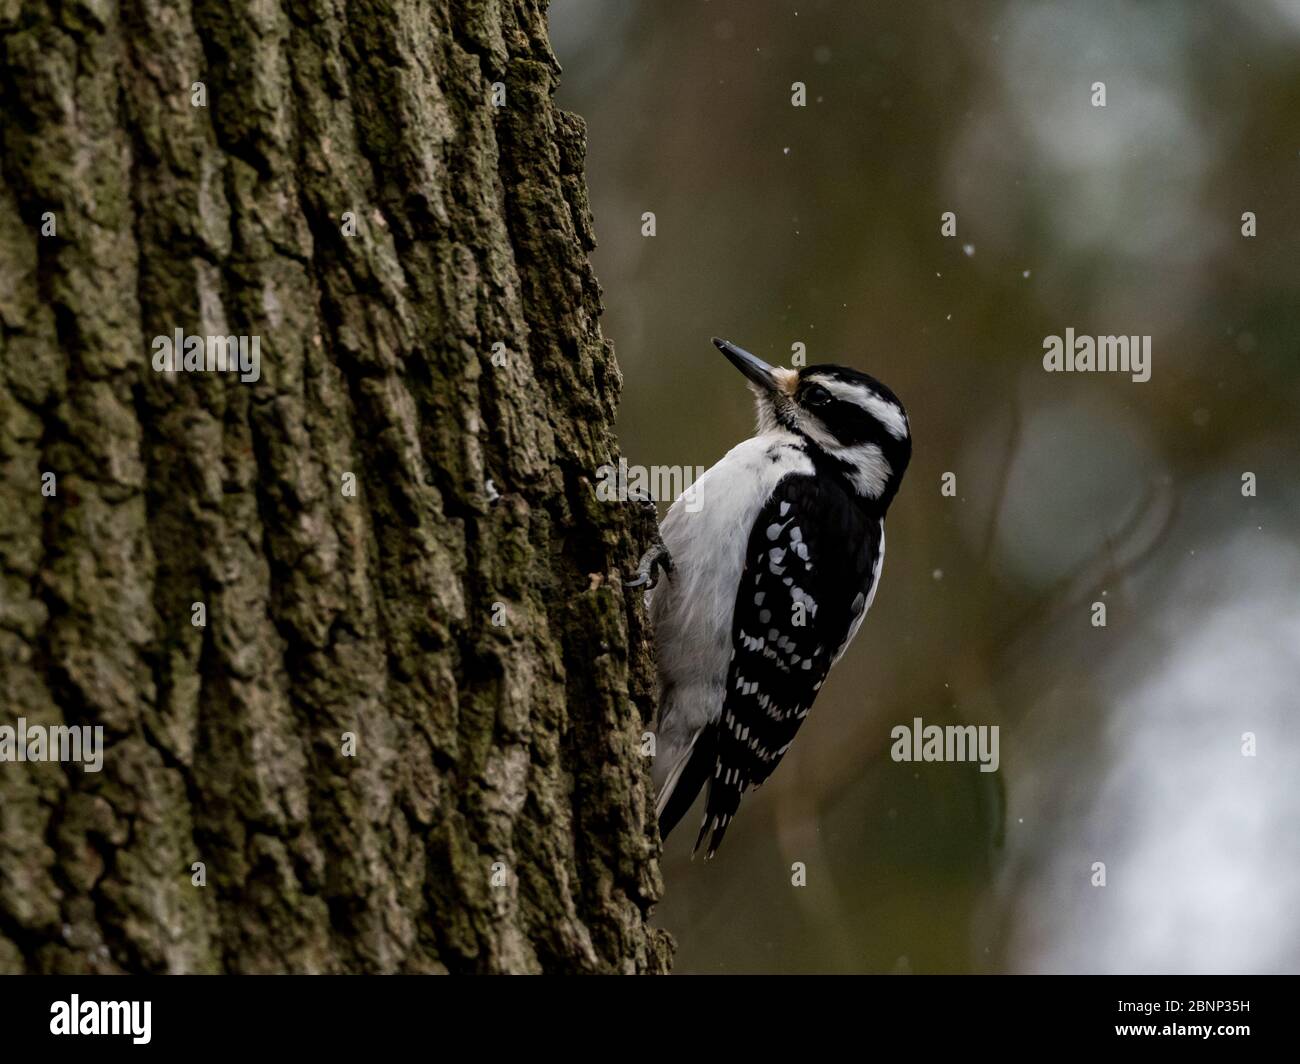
[{"left": 696, "top": 473, "right": 882, "bottom": 857}]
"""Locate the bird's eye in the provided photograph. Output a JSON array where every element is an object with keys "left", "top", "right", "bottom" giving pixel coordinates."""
[{"left": 803, "top": 384, "right": 831, "bottom": 407}]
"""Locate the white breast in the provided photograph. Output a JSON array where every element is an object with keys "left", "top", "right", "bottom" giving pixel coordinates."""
[{"left": 648, "top": 430, "right": 813, "bottom": 774}]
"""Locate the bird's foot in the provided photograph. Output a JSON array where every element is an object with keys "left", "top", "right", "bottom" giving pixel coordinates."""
[{"left": 625, "top": 542, "right": 674, "bottom": 590}]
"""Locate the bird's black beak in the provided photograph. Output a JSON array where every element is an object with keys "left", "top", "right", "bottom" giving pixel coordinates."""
[{"left": 713, "top": 338, "right": 780, "bottom": 393}]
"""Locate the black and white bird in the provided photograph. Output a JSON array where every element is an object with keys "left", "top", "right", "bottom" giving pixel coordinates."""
[{"left": 640, "top": 338, "right": 911, "bottom": 858}]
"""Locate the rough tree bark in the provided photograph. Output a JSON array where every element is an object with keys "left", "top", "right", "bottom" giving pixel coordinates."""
[{"left": 0, "top": 0, "right": 670, "bottom": 973}]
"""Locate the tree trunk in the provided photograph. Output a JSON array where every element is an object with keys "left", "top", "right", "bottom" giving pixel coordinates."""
[{"left": 0, "top": 0, "right": 670, "bottom": 974}]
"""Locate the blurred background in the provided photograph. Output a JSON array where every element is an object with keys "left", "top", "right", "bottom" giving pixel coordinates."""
[{"left": 551, "top": 0, "right": 1300, "bottom": 973}]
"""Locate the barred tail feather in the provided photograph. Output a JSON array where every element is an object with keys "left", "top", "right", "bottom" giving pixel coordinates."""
[{"left": 696, "top": 763, "right": 745, "bottom": 859}]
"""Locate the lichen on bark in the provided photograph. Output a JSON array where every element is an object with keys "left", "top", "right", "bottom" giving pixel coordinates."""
[{"left": 0, "top": 0, "right": 671, "bottom": 974}]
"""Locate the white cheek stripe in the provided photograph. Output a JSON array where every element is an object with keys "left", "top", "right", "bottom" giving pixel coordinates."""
[
  {"left": 834, "top": 441, "right": 891, "bottom": 498},
  {"left": 780, "top": 411, "right": 892, "bottom": 498},
  {"left": 812, "top": 378, "right": 909, "bottom": 440}
]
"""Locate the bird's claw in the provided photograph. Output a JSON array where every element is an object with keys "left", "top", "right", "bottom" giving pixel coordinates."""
[{"left": 625, "top": 543, "right": 673, "bottom": 590}]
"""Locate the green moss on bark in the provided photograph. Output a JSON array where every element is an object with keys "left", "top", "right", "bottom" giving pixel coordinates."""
[{"left": 0, "top": 0, "right": 670, "bottom": 973}]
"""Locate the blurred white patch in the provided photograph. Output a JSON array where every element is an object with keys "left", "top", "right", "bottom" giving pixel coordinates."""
[
  {"left": 947, "top": 1, "right": 1223, "bottom": 332},
  {"left": 1000, "top": 529, "right": 1300, "bottom": 973}
]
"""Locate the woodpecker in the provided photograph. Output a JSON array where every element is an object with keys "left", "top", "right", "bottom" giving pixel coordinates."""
[{"left": 638, "top": 338, "right": 911, "bottom": 858}]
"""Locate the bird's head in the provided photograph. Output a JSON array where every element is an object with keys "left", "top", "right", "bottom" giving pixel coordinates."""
[{"left": 714, "top": 337, "right": 911, "bottom": 507}]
